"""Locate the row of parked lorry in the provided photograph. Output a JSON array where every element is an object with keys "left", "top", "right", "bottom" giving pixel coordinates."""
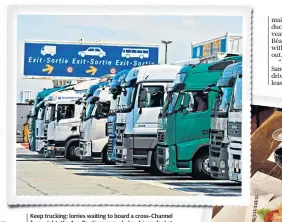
[{"left": 27, "top": 53, "right": 242, "bottom": 181}]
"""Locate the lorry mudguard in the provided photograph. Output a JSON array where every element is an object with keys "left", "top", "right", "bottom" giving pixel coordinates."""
[{"left": 64, "top": 136, "right": 80, "bottom": 157}]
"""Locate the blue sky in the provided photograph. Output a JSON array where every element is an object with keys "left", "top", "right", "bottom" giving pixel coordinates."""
[{"left": 17, "top": 15, "right": 242, "bottom": 100}]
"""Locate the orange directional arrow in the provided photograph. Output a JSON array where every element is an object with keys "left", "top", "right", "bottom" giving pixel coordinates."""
[
  {"left": 86, "top": 66, "right": 97, "bottom": 76},
  {"left": 42, "top": 64, "right": 54, "bottom": 74}
]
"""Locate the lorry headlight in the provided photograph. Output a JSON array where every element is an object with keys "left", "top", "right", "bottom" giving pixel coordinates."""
[
  {"left": 122, "top": 148, "right": 127, "bottom": 156},
  {"left": 220, "top": 160, "right": 226, "bottom": 168},
  {"left": 165, "top": 147, "right": 169, "bottom": 164}
]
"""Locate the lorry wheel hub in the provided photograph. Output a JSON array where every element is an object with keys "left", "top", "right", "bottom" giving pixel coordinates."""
[
  {"left": 202, "top": 157, "right": 210, "bottom": 174},
  {"left": 74, "top": 147, "right": 82, "bottom": 158}
]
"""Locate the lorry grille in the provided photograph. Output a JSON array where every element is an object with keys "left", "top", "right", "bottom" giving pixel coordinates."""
[
  {"left": 157, "top": 130, "right": 165, "bottom": 143},
  {"left": 133, "top": 149, "right": 148, "bottom": 155},
  {"left": 107, "top": 139, "right": 113, "bottom": 157},
  {"left": 43, "top": 126, "right": 48, "bottom": 146},
  {"left": 228, "top": 122, "right": 241, "bottom": 137},
  {"left": 116, "top": 123, "right": 125, "bottom": 146},
  {"left": 210, "top": 130, "right": 224, "bottom": 147}
]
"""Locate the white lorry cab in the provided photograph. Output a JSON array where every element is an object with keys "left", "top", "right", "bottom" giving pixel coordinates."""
[
  {"left": 79, "top": 86, "right": 112, "bottom": 162},
  {"left": 227, "top": 70, "right": 243, "bottom": 182},
  {"left": 34, "top": 85, "right": 77, "bottom": 153},
  {"left": 115, "top": 64, "right": 182, "bottom": 174},
  {"left": 44, "top": 80, "right": 99, "bottom": 159}
]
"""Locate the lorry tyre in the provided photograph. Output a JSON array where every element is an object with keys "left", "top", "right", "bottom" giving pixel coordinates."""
[
  {"left": 66, "top": 142, "right": 80, "bottom": 161},
  {"left": 150, "top": 149, "right": 172, "bottom": 176},
  {"left": 192, "top": 149, "right": 211, "bottom": 180},
  {"left": 102, "top": 145, "right": 115, "bottom": 165}
]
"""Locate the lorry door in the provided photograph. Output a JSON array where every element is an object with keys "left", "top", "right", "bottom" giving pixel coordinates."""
[
  {"left": 47, "top": 106, "right": 56, "bottom": 140},
  {"left": 175, "top": 91, "right": 212, "bottom": 161},
  {"left": 133, "top": 83, "right": 165, "bottom": 148},
  {"left": 55, "top": 103, "right": 77, "bottom": 140},
  {"left": 90, "top": 101, "right": 110, "bottom": 152}
]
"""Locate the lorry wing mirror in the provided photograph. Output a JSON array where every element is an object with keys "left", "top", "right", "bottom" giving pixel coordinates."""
[
  {"left": 85, "top": 94, "right": 92, "bottom": 100},
  {"left": 57, "top": 107, "right": 62, "bottom": 122},
  {"left": 75, "top": 98, "right": 82, "bottom": 105},
  {"left": 172, "top": 83, "right": 185, "bottom": 92},
  {"left": 90, "top": 96, "right": 100, "bottom": 104},
  {"left": 122, "top": 88, "right": 127, "bottom": 96}
]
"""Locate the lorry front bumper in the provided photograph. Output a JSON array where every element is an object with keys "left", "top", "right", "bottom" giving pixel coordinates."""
[
  {"left": 79, "top": 140, "right": 92, "bottom": 160},
  {"left": 45, "top": 141, "right": 65, "bottom": 157},
  {"left": 157, "top": 144, "right": 192, "bottom": 174},
  {"left": 115, "top": 123, "right": 133, "bottom": 166},
  {"left": 35, "top": 137, "right": 46, "bottom": 153},
  {"left": 209, "top": 128, "right": 229, "bottom": 180},
  {"left": 132, "top": 136, "right": 156, "bottom": 167},
  {"left": 228, "top": 142, "right": 242, "bottom": 182},
  {"left": 116, "top": 136, "right": 133, "bottom": 166}
]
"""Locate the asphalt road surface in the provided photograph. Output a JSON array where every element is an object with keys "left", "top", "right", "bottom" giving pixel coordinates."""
[{"left": 17, "top": 147, "right": 241, "bottom": 196}]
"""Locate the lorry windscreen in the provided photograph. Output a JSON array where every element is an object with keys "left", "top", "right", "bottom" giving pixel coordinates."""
[
  {"left": 230, "top": 78, "right": 242, "bottom": 111},
  {"left": 212, "top": 87, "right": 232, "bottom": 117},
  {"left": 161, "top": 92, "right": 179, "bottom": 117},
  {"left": 37, "top": 108, "right": 45, "bottom": 120},
  {"left": 118, "top": 87, "right": 135, "bottom": 110},
  {"left": 94, "top": 101, "right": 111, "bottom": 118},
  {"left": 44, "top": 105, "right": 55, "bottom": 122},
  {"left": 172, "top": 72, "right": 186, "bottom": 88},
  {"left": 86, "top": 104, "right": 95, "bottom": 119}
]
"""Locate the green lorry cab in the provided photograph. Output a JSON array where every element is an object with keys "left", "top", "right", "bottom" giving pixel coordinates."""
[{"left": 157, "top": 55, "right": 242, "bottom": 179}]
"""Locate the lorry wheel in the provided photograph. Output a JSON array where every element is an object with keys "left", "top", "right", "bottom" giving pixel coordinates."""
[
  {"left": 150, "top": 149, "right": 172, "bottom": 176},
  {"left": 102, "top": 146, "right": 115, "bottom": 165},
  {"left": 192, "top": 149, "right": 211, "bottom": 180},
  {"left": 67, "top": 143, "right": 80, "bottom": 161}
]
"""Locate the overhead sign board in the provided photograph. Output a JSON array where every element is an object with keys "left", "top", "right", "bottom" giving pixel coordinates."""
[{"left": 23, "top": 41, "right": 159, "bottom": 79}]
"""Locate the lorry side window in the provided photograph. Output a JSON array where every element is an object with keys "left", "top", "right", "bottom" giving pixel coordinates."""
[
  {"left": 58, "top": 104, "right": 75, "bottom": 119},
  {"left": 139, "top": 86, "right": 164, "bottom": 108},
  {"left": 181, "top": 92, "right": 194, "bottom": 112},
  {"left": 191, "top": 91, "right": 208, "bottom": 112},
  {"left": 95, "top": 102, "right": 110, "bottom": 118}
]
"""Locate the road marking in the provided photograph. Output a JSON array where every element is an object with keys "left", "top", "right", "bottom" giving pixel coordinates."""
[{"left": 17, "top": 148, "right": 242, "bottom": 196}]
